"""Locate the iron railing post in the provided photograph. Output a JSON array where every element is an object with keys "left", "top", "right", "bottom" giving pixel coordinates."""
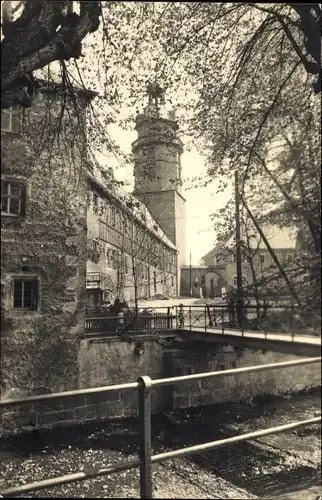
[
  {"left": 290, "top": 304, "right": 294, "bottom": 341},
  {"left": 137, "top": 375, "right": 153, "bottom": 499},
  {"left": 205, "top": 305, "right": 207, "bottom": 331},
  {"left": 221, "top": 306, "right": 224, "bottom": 335},
  {"left": 167, "top": 307, "right": 171, "bottom": 329}
]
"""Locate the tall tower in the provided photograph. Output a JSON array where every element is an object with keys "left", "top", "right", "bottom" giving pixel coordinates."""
[{"left": 132, "top": 82, "right": 187, "bottom": 273}]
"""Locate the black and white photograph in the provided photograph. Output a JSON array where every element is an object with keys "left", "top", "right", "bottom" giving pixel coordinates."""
[{"left": 1, "top": 2, "right": 321, "bottom": 498}]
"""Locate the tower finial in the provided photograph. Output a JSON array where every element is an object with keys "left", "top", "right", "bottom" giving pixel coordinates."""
[{"left": 146, "top": 80, "right": 165, "bottom": 107}]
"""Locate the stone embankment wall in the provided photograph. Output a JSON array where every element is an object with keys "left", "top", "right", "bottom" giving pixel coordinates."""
[{"left": 0, "top": 337, "right": 320, "bottom": 436}]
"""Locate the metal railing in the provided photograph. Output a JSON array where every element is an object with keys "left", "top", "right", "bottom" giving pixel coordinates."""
[
  {"left": 0, "top": 356, "right": 321, "bottom": 498},
  {"left": 83, "top": 304, "right": 321, "bottom": 339},
  {"left": 85, "top": 312, "right": 176, "bottom": 337},
  {"left": 172, "top": 304, "right": 321, "bottom": 338}
]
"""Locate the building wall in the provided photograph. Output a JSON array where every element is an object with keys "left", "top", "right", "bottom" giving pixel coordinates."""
[
  {"left": 199, "top": 246, "right": 299, "bottom": 297},
  {"left": 180, "top": 267, "right": 225, "bottom": 298},
  {"left": 1, "top": 89, "right": 90, "bottom": 398},
  {"left": 132, "top": 109, "right": 187, "bottom": 283},
  {"left": 1, "top": 337, "right": 320, "bottom": 435},
  {"left": 136, "top": 190, "right": 186, "bottom": 293},
  {"left": 86, "top": 179, "right": 178, "bottom": 305}
]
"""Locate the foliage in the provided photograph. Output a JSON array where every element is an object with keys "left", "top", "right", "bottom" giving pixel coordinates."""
[{"left": 1, "top": 1, "right": 101, "bottom": 109}]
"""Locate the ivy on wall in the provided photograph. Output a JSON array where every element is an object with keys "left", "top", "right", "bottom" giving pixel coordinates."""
[{"left": 1, "top": 91, "right": 89, "bottom": 397}]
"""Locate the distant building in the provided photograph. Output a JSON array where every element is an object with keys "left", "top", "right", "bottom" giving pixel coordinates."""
[{"left": 181, "top": 226, "right": 301, "bottom": 299}]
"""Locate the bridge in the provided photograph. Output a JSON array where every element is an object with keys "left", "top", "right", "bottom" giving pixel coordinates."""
[{"left": 85, "top": 304, "right": 321, "bottom": 357}]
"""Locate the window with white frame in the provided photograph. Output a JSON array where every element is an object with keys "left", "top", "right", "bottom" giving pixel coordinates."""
[
  {"left": 13, "top": 277, "right": 39, "bottom": 310},
  {"left": 260, "top": 254, "right": 265, "bottom": 265},
  {"left": 233, "top": 276, "right": 246, "bottom": 287},
  {"left": 1, "top": 107, "right": 23, "bottom": 133},
  {"left": 1, "top": 179, "right": 26, "bottom": 216}
]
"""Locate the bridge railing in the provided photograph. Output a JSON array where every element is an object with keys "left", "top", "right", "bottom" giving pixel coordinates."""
[
  {"left": 85, "top": 312, "right": 176, "bottom": 337},
  {"left": 0, "top": 356, "right": 321, "bottom": 498},
  {"left": 172, "top": 304, "right": 321, "bottom": 338}
]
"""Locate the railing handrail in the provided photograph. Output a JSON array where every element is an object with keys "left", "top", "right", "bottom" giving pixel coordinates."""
[
  {"left": 1, "top": 357, "right": 320, "bottom": 407},
  {"left": 175, "top": 304, "right": 321, "bottom": 311},
  {"left": 85, "top": 314, "right": 177, "bottom": 320},
  {"left": 1, "top": 357, "right": 321, "bottom": 498},
  {"left": 0, "top": 381, "right": 139, "bottom": 408}
]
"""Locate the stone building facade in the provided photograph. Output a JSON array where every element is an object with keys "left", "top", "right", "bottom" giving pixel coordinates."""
[
  {"left": 1, "top": 86, "right": 94, "bottom": 398},
  {"left": 86, "top": 166, "right": 178, "bottom": 307},
  {"left": 132, "top": 85, "right": 187, "bottom": 277},
  {"left": 1, "top": 83, "right": 186, "bottom": 401}
]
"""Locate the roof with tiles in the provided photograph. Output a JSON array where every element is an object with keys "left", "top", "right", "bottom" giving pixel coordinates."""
[{"left": 87, "top": 163, "right": 177, "bottom": 252}]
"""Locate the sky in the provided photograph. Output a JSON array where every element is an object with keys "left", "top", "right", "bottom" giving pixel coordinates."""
[{"left": 96, "top": 120, "right": 232, "bottom": 266}]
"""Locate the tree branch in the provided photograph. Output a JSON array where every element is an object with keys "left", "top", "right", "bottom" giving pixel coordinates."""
[{"left": 1, "top": 1, "right": 101, "bottom": 109}]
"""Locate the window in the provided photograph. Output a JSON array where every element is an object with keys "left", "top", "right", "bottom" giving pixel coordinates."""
[
  {"left": 106, "top": 248, "right": 111, "bottom": 268},
  {"left": 13, "top": 277, "right": 38, "bottom": 311},
  {"left": 171, "top": 275, "right": 174, "bottom": 287},
  {"left": 233, "top": 253, "right": 249, "bottom": 263},
  {"left": 286, "top": 254, "right": 293, "bottom": 263},
  {"left": 1, "top": 179, "right": 26, "bottom": 216},
  {"left": 93, "top": 193, "right": 98, "bottom": 210},
  {"left": 112, "top": 249, "right": 117, "bottom": 269},
  {"left": 233, "top": 276, "right": 246, "bottom": 287},
  {"left": 1, "top": 107, "right": 23, "bottom": 133},
  {"left": 99, "top": 222, "right": 108, "bottom": 242},
  {"left": 215, "top": 254, "right": 223, "bottom": 265},
  {"left": 111, "top": 207, "right": 116, "bottom": 226},
  {"left": 260, "top": 254, "right": 265, "bottom": 265}
]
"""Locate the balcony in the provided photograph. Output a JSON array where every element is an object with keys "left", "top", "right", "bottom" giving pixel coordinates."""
[{"left": 86, "top": 272, "right": 114, "bottom": 290}]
